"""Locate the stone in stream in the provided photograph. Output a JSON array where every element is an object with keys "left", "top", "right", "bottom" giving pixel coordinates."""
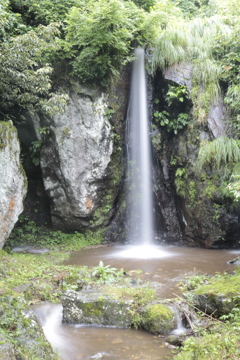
[
  {"left": 62, "top": 289, "right": 132, "bottom": 327},
  {"left": 62, "top": 289, "right": 177, "bottom": 334},
  {"left": 141, "top": 303, "right": 176, "bottom": 335}
]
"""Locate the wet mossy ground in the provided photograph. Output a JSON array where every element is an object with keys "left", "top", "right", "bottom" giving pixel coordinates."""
[{"left": 1, "top": 247, "right": 240, "bottom": 360}]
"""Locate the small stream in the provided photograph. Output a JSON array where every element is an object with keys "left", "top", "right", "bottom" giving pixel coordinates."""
[{"left": 32, "top": 244, "right": 238, "bottom": 360}]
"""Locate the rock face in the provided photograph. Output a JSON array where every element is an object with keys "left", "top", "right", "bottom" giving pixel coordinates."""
[
  {"left": 152, "top": 64, "right": 240, "bottom": 248},
  {"left": 62, "top": 289, "right": 132, "bottom": 327},
  {"left": 0, "top": 121, "right": 27, "bottom": 249},
  {"left": 41, "top": 89, "right": 112, "bottom": 230},
  {"left": 40, "top": 79, "right": 127, "bottom": 232}
]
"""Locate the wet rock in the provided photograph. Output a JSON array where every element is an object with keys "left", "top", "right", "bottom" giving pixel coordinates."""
[
  {"left": 62, "top": 289, "right": 132, "bottom": 327},
  {"left": 40, "top": 87, "right": 113, "bottom": 231},
  {"left": 228, "top": 256, "right": 240, "bottom": 265},
  {"left": 0, "top": 121, "right": 27, "bottom": 249},
  {"left": 91, "top": 353, "right": 103, "bottom": 359},
  {"left": 193, "top": 293, "right": 239, "bottom": 317},
  {"left": 207, "top": 96, "right": 226, "bottom": 138},
  {"left": 164, "top": 63, "right": 193, "bottom": 91},
  {"left": 165, "top": 334, "right": 183, "bottom": 346},
  {"left": 0, "top": 335, "right": 16, "bottom": 360},
  {"left": 154, "top": 62, "right": 240, "bottom": 248},
  {"left": 141, "top": 303, "right": 176, "bottom": 335},
  {"left": 0, "top": 294, "right": 58, "bottom": 359}
]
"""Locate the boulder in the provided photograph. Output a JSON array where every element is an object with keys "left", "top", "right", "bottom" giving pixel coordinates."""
[
  {"left": 141, "top": 303, "right": 176, "bottom": 335},
  {"left": 0, "top": 121, "right": 27, "bottom": 249},
  {"left": 39, "top": 70, "right": 130, "bottom": 233},
  {"left": 62, "top": 289, "right": 132, "bottom": 327},
  {"left": 193, "top": 293, "right": 239, "bottom": 317},
  {"left": 62, "top": 289, "right": 177, "bottom": 335},
  {"left": 40, "top": 88, "right": 113, "bottom": 231}
]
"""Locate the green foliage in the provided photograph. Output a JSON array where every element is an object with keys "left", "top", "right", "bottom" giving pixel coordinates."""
[
  {"left": 175, "top": 167, "right": 187, "bottom": 196},
  {"left": 130, "top": 0, "right": 155, "bottom": 12},
  {"left": 197, "top": 137, "right": 240, "bottom": 171},
  {"left": 166, "top": 85, "right": 189, "bottom": 105},
  {"left": 152, "top": 16, "right": 227, "bottom": 121},
  {"left": 172, "top": 0, "right": 214, "bottom": 18},
  {"left": 227, "top": 176, "right": 240, "bottom": 199},
  {"left": 154, "top": 111, "right": 189, "bottom": 134},
  {"left": 10, "top": 0, "right": 78, "bottom": 25},
  {"left": 65, "top": 0, "right": 146, "bottom": 85},
  {"left": 29, "top": 140, "right": 42, "bottom": 166},
  {"left": 174, "top": 327, "right": 240, "bottom": 360},
  {"left": 91, "top": 261, "right": 125, "bottom": 284},
  {"left": 180, "top": 274, "right": 209, "bottom": 291},
  {"left": 0, "top": 23, "right": 68, "bottom": 120},
  {"left": 110, "top": 284, "right": 157, "bottom": 328},
  {"left": 175, "top": 269, "right": 240, "bottom": 360},
  {"left": 7, "top": 217, "right": 103, "bottom": 251},
  {"left": 189, "top": 181, "right": 196, "bottom": 207}
]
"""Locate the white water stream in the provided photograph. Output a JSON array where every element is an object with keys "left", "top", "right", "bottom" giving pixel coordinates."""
[{"left": 127, "top": 47, "right": 154, "bottom": 245}]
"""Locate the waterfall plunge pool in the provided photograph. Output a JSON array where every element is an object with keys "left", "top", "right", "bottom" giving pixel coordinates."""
[{"left": 32, "top": 244, "right": 237, "bottom": 360}]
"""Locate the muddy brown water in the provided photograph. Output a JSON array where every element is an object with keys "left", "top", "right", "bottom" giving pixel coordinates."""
[{"left": 32, "top": 244, "right": 239, "bottom": 360}]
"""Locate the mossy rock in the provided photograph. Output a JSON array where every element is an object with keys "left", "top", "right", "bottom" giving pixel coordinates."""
[
  {"left": 62, "top": 289, "right": 132, "bottom": 328},
  {"left": 193, "top": 274, "right": 240, "bottom": 317},
  {"left": 0, "top": 334, "right": 16, "bottom": 360},
  {"left": 0, "top": 294, "right": 58, "bottom": 359},
  {"left": 141, "top": 303, "right": 176, "bottom": 334}
]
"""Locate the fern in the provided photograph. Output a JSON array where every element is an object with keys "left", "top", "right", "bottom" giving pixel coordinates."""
[
  {"left": 152, "top": 16, "right": 230, "bottom": 116},
  {"left": 197, "top": 137, "right": 240, "bottom": 171}
]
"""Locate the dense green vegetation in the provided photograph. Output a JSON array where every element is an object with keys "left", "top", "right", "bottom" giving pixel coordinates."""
[
  {"left": 1, "top": 1, "right": 240, "bottom": 357},
  {"left": 1, "top": 0, "right": 239, "bottom": 196},
  {"left": 175, "top": 269, "right": 240, "bottom": 360},
  {"left": 6, "top": 215, "right": 104, "bottom": 251}
]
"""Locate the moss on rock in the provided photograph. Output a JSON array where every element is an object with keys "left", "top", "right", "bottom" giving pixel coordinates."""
[{"left": 142, "top": 303, "right": 176, "bottom": 334}]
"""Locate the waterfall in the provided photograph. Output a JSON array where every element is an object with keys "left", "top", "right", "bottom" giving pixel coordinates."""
[{"left": 127, "top": 47, "right": 154, "bottom": 245}]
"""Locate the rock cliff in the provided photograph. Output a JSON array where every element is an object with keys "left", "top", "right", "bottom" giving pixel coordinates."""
[{"left": 0, "top": 121, "right": 27, "bottom": 249}]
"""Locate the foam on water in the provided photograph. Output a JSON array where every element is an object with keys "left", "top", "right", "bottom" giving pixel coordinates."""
[{"left": 110, "top": 244, "right": 174, "bottom": 259}]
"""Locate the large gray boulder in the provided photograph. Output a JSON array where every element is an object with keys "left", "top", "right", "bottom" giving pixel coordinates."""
[
  {"left": 0, "top": 121, "right": 27, "bottom": 249},
  {"left": 40, "top": 87, "right": 114, "bottom": 230},
  {"left": 62, "top": 289, "right": 177, "bottom": 334},
  {"left": 62, "top": 289, "right": 132, "bottom": 327}
]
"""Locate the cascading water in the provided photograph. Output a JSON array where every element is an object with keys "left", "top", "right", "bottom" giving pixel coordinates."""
[
  {"left": 117, "top": 47, "right": 171, "bottom": 258},
  {"left": 126, "top": 47, "right": 154, "bottom": 245}
]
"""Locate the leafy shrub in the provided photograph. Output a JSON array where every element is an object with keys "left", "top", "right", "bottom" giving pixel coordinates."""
[
  {"left": 65, "top": 0, "right": 146, "bottom": 85},
  {"left": 154, "top": 111, "right": 189, "bottom": 134},
  {"left": 91, "top": 261, "right": 125, "bottom": 284},
  {"left": 10, "top": 0, "right": 78, "bottom": 25},
  {"left": 7, "top": 217, "right": 103, "bottom": 251}
]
